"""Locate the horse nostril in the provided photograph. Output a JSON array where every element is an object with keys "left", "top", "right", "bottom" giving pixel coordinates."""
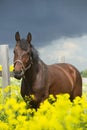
[
  {"left": 14, "top": 70, "right": 22, "bottom": 74},
  {"left": 13, "top": 70, "right": 23, "bottom": 80}
]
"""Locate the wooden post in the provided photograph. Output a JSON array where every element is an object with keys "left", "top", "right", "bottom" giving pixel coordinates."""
[
  {"left": 0, "top": 45, "right": 10, "bottom": 88},
  {"left": 58, "top": 56, "right": 65, "bottom": 63}
]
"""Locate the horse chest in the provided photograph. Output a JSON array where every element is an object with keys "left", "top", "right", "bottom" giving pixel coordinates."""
[{"left": 21, "top": 79, "right": 32, "bottom": 97}]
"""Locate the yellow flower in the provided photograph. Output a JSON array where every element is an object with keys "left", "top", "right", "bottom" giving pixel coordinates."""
[
  {"left": 0, "top": 65, "right": 2, "bottom": 71},
  {"left": 9, "top": 65, "right": 14, "bottom": 72},
  {"left": 0, "top": 121, "right": 9, "bottom": 130},
  {"left": 0, "top": 84, "right": 87, "bottom": 130}
]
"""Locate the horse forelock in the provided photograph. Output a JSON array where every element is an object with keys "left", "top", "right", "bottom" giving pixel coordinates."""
[
  {"left": 18, "top": 39, "right": 39, "bottom": 63},
  {"left": 19, "top": 39, "right": 29, "bottom": 51}
]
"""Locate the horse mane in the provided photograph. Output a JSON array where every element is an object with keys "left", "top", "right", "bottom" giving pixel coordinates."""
[
  {"left": 31, "top": 44, "right": 39, "bottom": 64},
  {"left": 30, "top": 44, "right": 40, "bottom": 75}
]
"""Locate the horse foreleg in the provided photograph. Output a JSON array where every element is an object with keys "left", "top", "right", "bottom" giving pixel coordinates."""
[{"left": 29, "top": 88, "right": 49, "bottom": 109}]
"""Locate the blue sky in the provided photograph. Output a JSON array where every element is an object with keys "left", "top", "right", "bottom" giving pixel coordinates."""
[{"left": 0, "top": 0, "right": 87, "bottom": 71}]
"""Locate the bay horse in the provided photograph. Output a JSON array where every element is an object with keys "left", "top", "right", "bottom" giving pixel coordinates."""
[{"left": 13, "top": 32, "right": 82, "bottom": 109}]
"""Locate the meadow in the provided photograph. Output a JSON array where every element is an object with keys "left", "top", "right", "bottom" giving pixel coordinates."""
[{"left": 0, "top": 65, "right": 87, "bottom": 130}]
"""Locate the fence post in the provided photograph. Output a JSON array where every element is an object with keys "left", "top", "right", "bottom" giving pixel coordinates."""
[
  {"left": 0, "top": 45, "right": 10, "bottom": 88},
  {"left": 58, "top": 56, "right": 65, "bottom": 63}
]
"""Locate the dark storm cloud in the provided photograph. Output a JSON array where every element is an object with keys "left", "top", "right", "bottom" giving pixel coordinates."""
[{"left": 0, "top": 0, "right": 87, "bottom": 47}]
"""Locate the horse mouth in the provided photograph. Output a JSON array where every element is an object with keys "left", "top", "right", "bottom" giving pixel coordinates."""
[{"left": 13, "top": 70, "right": 24, "bottom": 80}]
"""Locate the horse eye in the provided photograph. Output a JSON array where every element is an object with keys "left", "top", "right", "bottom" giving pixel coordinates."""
[
  {"left": 13, "top": 49, "right": 17, "bottom": 54},
  {"left": 13, "top": 50, "right": 15, "bottom": 54},
  {"left": 27, "top": 52, "right": 30, "bottom": 55},
  {"left": 22, "top": 54, "right": 28, "bottom": 59}
]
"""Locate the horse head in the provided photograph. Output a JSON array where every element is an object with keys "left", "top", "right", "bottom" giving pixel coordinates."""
[{"left": 13, "top": 32, "right": 32, "bottom": 79}]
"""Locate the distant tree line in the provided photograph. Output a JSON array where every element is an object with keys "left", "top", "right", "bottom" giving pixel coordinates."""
[{"left": 81, "top": 69, "right": 87, "bottom": 77}]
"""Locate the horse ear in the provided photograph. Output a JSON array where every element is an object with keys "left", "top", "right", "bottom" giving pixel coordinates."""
[
  {"left": 15, "top": 32, "right": 20, "bottom": 41},
  {"left": 27, "top": 32, "right": 32, "bottom": 43}
]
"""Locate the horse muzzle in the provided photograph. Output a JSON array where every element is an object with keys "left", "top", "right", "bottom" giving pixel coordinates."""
[{"left": 13, "top": 70, "right": 24, "bottom": 80}]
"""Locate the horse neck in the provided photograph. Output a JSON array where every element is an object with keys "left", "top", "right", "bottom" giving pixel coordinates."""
[{"left": 23, "top": 59, "right": 39, "bottom": 87}]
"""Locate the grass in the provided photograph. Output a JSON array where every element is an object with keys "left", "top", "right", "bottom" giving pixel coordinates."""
[{"left": 0, "top": 77, "right": 21, "bottom": 87}]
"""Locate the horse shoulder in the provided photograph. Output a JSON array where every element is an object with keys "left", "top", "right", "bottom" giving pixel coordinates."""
[{"left": 32, "top": 62, "right": 49, "bottom": 101}]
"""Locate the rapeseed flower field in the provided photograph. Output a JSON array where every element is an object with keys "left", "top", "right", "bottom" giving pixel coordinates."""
[
  {"left": 0, "top": 84, "right": 87, "bottom": 130},
  {"left": 0, "top": 65, "right": 87, "bottom": 129}
]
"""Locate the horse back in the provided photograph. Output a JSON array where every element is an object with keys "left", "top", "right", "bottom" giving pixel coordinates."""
[{"left": 47, "top": 63, "right": 82, "bottom": 97}]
